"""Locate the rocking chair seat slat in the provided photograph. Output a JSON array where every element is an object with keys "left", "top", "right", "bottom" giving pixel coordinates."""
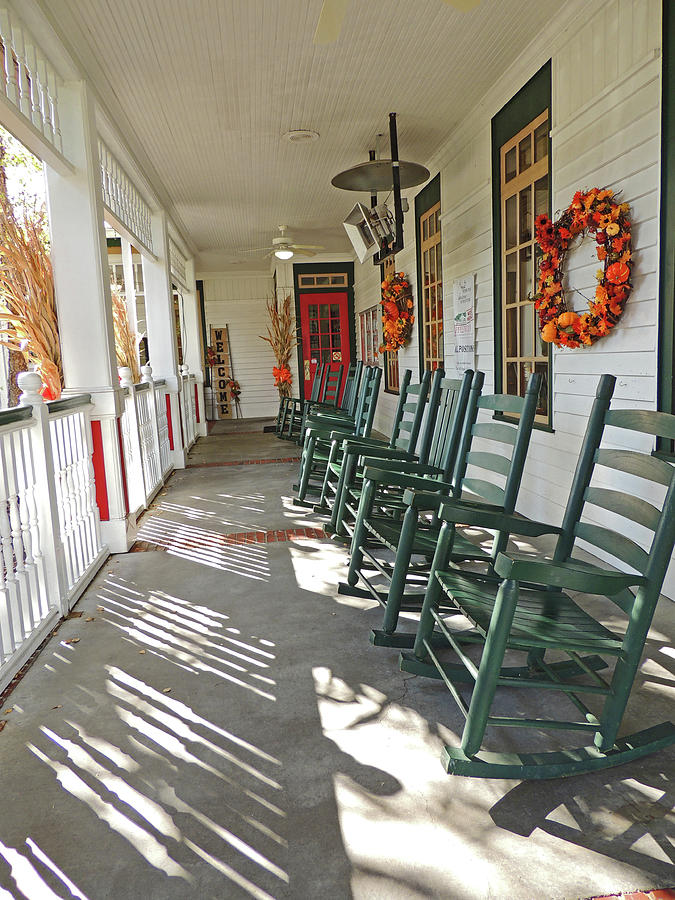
[
  {"left": 365, "top": 517, "right": 489, "bottom": 560},
  {"left": 435, "top": 570, "right": 623, "bottom": 654}
]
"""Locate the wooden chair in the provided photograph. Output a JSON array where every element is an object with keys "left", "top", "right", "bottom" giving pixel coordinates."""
[
  {"left": 343, "top": 372, "right": 542, "bottom": 650},
  {"left": 297, "top": 363, "right": 344, "bottom": 438},
  {"left": 293, "top": 365, "right": 382, "bottom": 505},
  {"left": 325, "top": 368, "right": 468, "bottom": 539},
  {"left": 300, "top": 360, "right": 363, "bottom": 440},
  {"left": 276, "top": 362, "right": 326, "bottom": 440},
  {"left": 315, "top": 368, "right": 432, "bottom": 515},
  {"left": 401, "top": 373, "right": 675, "bottom": 778}
]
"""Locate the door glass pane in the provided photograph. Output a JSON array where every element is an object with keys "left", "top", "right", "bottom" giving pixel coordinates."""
[
  {"left": 519, "top": 247, "right": 533, "bottom": 300},
  {"left": 505, "top": 252, "right": 517, "bottom": 304},
  {"left": 505, "top": 195, "right": 517, "bottom": 250},
  {"left": 310, "top": 319, "right": 319, "bottom": 333},
  {"left": 519, "top": 135, "right": 531, "bottom": 172},
  {"left": 316, "top": 276, "right": 329, "bottom": 285},
  {"left": 520, "top": 304, "right": 534, "bottom": 357},
  {"left": 506, "top": 361, "right": 518, "bottom": 396},
  {"left": 309, "top": 305, "right": 317, "bottom": 317},
  {"left": 505, "top": 147, "right": 517, "bottom": 182},
  {"left": 330, "top": 304, "right": 339, "bottom": 316},
  {"left": 519, "top": 187, "right": 532, "bottom": 243},
  {"left": 534, "top": 120, "right": 548, "bottom": 162},
  {"left": 506, "top": 307, "right": 517, "bottom": 357},
  {"left": 534, "top": 176, "right": 549, "bottom": 218}
]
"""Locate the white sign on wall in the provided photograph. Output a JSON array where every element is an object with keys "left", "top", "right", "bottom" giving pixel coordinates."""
[{"left": 453, "top": 274, "right": 475, "bottom": 377}]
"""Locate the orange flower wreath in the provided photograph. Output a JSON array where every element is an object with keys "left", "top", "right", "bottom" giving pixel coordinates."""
[
  {"left": 379, "top": 271, "right": 414, "bottom": 352},
  {"left": 533, "top": 188, "right": 632, "bottom": 348}
]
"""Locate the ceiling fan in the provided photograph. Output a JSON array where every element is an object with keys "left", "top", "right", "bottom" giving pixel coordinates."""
[
  {"left": 237, "top": 226, "right": 325, "bottom": 260},
  {"left": 314, "top": 0, "right": 482, "bottom": 44}
]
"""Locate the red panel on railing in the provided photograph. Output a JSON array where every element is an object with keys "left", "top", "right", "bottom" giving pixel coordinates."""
[
  {"left": 166, "top": 393, "right": 174, "bottom": 450},
  {"left": 194, "top": 383, "right": 200, "bottom": 424},
  {"left": 116, "top": 417, "right": 129, "bottom": 516},
  {"left": 90, "top": 420, "right": 109, "bottom": 521}
]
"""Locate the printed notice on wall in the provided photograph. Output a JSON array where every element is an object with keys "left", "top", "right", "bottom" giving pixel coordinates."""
[{"left": 453, "top": 275, "right": 475, "bottom": 377}]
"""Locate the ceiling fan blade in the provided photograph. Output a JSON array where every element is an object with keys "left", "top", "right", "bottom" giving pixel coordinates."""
[
  {"left": 443, "top": 0, "right": 481, "bottom": 10},
  {"left": 290, "top": 243, "right": 324, "bottom": 251},
  {"left": 313, "top": 0, "right": 351, "bottom": 44}
]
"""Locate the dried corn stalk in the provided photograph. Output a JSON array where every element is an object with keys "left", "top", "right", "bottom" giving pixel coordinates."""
[
  {"left": 111, "top": 282, "right": 141, "bottom": 383},
  {"left": 0, "top": 140, "right": 63, "bottom": 401},
  {"left": 259, "top": 294, "right": 297, "bottom": 399}
]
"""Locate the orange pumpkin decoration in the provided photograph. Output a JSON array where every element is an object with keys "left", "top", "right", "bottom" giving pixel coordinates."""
[
  {"left": 557, "top": 311, "right": 579, "bottom": 328},
  {"left": 541, "top": 322, "right": 558, "bottom": 343}
]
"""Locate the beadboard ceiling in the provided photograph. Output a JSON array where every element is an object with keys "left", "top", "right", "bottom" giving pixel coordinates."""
[{"left": 41, "top": 0, "right": 561, "bottom": 271}]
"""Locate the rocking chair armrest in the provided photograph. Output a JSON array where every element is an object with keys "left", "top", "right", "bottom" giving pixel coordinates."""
[
  {"left": 362, "top": 459, "right": 444, "bottom": 477},
  {"left": 494, "top": 552, "right": 647, "bottom": 595},
  {"left": 354, "top": 446, "right": 415, "bottom": 463},
  {"left": 340, "top": 435, "right": 388, "bottom": 452},
  {"left": 433, "top": 499, "right": 564, "bottom": 537},
  {"left": 305, "top": 423, "right": 353, "bottom": 440},
  {"left": 362, "top": 466, "right": 453, "bottom": 494}
]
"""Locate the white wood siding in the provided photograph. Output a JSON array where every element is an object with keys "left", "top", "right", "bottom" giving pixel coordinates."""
[{"left": 351, "top": 0, "right": 673, "bottom": 595}]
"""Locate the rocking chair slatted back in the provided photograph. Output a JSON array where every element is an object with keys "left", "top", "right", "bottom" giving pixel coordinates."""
[
  {"left": 423, "top": 371, "right": 477, "bottom": 475},
  {"left": 339, "top": 362, "right": 360, "bottom": 414}
]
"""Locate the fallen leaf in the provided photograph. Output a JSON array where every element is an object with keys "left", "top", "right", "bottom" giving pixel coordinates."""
[
  {"left": 52, "top": 705, "right": 62, "bottom": 709},
  {"left": 85, "top": 617, "right": 95, "bottom": 622},
  {"left": 64, "top": 638, "right": 80, "bottom": 645},
  {"left": 162, "top": 688, "right": 172, "bottom": 693},
  {"left": 0, "top": 721, "right": 6, "bottom": 732},
  {"left": 4, "top": 708, "right": 13, "bottom": 714},
  {"left": 66, "top": 611, "right": 83, "bottom": 619},
  {"left": 52, "top": 631, "right": 59, "bottom": 636},
  {"left": 138, "top": 650, "right": 146, "bottom": 654},
  {"left": 97, "top": 606, "right": 105, "bottom": 612}
]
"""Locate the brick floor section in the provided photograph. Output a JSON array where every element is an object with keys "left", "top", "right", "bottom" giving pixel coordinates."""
[
  {"left": 131, "top": 525, "right": 326, "bottom": 552},
  {"left": 187, "top": 456, "right": 300, "bottom": 468}
]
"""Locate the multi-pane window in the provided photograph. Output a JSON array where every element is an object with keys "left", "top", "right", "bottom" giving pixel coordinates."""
[
  {"left": 298, "top": 273, "right": 347, "bottom": 288},
  {"left": 359, "top": 305, "right": 379, "bottom": 365},
  {"left": 420, "top": 202, "right": 443, "bottom": 370},
  {"left": 382, "top": 254, "right": 400, "bottom": 393},
  {"left": 500, "top": 109, "right": 550, "bottom": 420}
]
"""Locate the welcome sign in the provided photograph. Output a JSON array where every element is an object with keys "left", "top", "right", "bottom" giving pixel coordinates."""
[{"left": 209, "top": 325, "right": 232, "bottom": 419}]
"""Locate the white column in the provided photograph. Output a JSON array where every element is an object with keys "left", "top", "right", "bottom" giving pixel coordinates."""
[
  {"left": 143, "top": 211, "right": 186, "bottom": 467},
  {"left": 44, "top": 80, "right": 134, "bottom": 552},
  {"left": 182, "top": 258, "right": 207, "bottom": 436}
]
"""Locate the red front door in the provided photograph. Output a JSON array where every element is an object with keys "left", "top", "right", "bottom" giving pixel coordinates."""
[{"left": 299, "top": 292, "right": 351, "bottom": 397}]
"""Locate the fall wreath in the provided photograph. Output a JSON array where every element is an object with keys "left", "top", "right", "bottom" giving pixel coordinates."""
[
  {"left": 533, "top": 188, "right": 632, "bottom": 348},
  {"left": 379, "top": 271, "right": 414, "bottom": 352}
]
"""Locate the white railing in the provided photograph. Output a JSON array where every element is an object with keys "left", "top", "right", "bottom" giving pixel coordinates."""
[
  {"left": 48, "top": 397, "right": 104, "bottom": 593},
  {"left": 180, "top": 365, "right": 195, "bottom": 450},
  {"left": 98, "top": 139, "right": 154, "bottom": 254},
  {"left": 154, "top": 378, "right": 172, "bottom": 476},
  {"left": 0, "top": 372, "right": 107, "bottom": 693},
  {"left": 0, "top": 5, "right": 63, "bottom": 155},
  {"left": 120, "top": 366, "right": 171, "bottom": 514}
]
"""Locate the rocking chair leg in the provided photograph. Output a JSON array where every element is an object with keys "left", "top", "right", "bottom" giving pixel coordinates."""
[
  {"left": 461, "top": 578, "right": 519, "bottom": 758},
  {"left": 297, "top": 435, "right": 315, "bottom": 502},
  {"left": 347, "top": 479, "right": 375, "bottom": 587},
  {"left": 412, "top": 521, "right": 456, "bottom": 660},
  {"left": 318, "top": 442, "right": 338, "bottom": 509},
  {"left": 381, "top": 505, "right": 420, "bottom": 634},
  {"left": 330, "top": 454, "right": 354, "bottom": 537}
]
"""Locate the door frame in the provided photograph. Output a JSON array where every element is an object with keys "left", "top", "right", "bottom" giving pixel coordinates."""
[{"left": 293, "top": 262, "right": 356, "bottom": 401}]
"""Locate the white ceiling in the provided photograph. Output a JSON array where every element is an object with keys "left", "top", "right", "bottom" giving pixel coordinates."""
[{"left": 40, "top": 0, "right": 561, "bottom": 271}]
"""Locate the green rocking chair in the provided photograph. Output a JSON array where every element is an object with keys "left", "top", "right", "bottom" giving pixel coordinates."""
[{"left": 401, "top": 374, "right": 675, "bottom": 778}]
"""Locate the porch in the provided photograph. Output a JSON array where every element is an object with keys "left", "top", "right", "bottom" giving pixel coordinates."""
[{"left": 0, "top": 428, "right": 671, "bottom": 900}]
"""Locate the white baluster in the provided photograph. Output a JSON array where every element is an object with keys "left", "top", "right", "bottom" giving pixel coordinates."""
[
  {"left": 0, "top": 436, "right": 18, "bottom": 655},
  {"left": 0, "top": 9, "right": 17, "bottom": 105},
  {"left": 9, "top": 19, "right": 29, "bottom": 118},
  {"left": 18, "top": 371, "right": 68, "bottom": 615}
]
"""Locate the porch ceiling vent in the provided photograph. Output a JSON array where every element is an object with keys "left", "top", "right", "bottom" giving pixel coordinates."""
[{"left": 282, "top": 129, "right": 320, "bottom": 144}]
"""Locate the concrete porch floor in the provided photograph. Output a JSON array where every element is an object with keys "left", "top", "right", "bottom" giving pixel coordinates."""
[{"left": 0, "top": 429, "right": 673, "bottom": 900}]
